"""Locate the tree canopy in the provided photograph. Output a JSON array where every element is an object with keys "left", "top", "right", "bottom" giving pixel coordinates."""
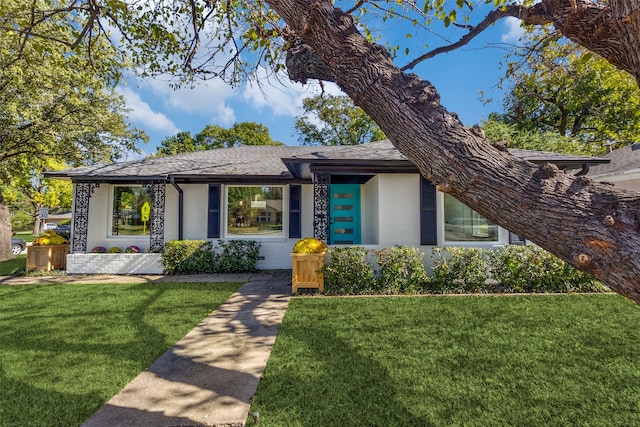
[
  {"left": 2, "top": 159, "right": 72, "bottom": 234},
  {"left": 154, "top": 122, "right": 283, "bottom": 156},
  {"left": 493, "top": 29, "right": 640, "bottom": 153},
  {"left": 0, "top": 0, "right": 147, "bottom": 259},
  {"left": 4, "top": 0, "right": 640, "bottom": 303},
  {"left": 294, "top": 94, "right": 385, "bottom": 146},
  {"left": 482, "top": 119, "right": 598, "bottom": 156}
]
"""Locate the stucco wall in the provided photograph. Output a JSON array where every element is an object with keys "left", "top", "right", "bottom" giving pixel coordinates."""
[
  {"left": 75, "top": 177, "right": 509, "bottom": 272},
  {"left": 182, "top": 184, "right": 209, "bottom": 240},
  {"left": 377, "top": 174, "right": 421, "bottom": 246},
  {"left": 609, "top": 178, "right": 640, "bottom": 192},
  {"left": 362, "top": 175, "right": 379, "bottom": 245}
]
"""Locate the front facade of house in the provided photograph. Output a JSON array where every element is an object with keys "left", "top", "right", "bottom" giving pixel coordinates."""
[{"left": 48, "top": 141, "right": 608, "bottom": 273}]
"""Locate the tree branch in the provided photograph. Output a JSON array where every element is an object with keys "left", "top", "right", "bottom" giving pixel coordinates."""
[{"left": 401, "top": 3, "right": 551, "bottom": 71}]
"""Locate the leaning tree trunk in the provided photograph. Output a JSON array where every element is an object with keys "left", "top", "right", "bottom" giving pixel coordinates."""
[{"left": 268, "top": 0, "right": 640, "bottom": 303}]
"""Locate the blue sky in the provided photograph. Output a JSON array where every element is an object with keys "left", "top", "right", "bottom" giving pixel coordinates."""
[{"left": 118, "top": 15, "right": 525, "bottom": 158}]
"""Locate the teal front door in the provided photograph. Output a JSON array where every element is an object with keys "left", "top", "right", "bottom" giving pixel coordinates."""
[{"left": 329, "top": 184, "right": 361, "bottom": 245}]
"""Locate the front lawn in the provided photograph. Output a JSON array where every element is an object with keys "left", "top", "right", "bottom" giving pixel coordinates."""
[
  {"left": 0, "top": 281, "right": 242, "bottom": 426},
  {"left": 0, "top": 254, "right": 25, "bottom": 276},
  {"left": 250, "top": 294, "right": 640, "bottom": 426}
]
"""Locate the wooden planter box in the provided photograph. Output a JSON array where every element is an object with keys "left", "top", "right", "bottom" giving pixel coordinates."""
[
  {"left": 26, "top": 244, "right": 69, "bottom": 273},
  {"left": 291, "top": 252, "right": 325, "bottom": 294}
]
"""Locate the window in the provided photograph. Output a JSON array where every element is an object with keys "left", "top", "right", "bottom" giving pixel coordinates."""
[
  {"left": 112, "top": 186, "right": 152, "bottom": 236},
  {"left": 226, "top": 186, "right": 283, "bottom": 237},
  {"left": 443, "top": 194, "right": 498, "bottom": 242}
]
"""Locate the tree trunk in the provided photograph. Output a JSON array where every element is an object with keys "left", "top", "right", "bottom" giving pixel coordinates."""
[
  {"left": 0, "top": 194, "right": 13, "bottom": 261},
  {"left": 268, "top": 0, "right": 640, "bottom": 303}
]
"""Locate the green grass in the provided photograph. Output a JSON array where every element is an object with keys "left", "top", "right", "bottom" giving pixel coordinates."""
[
  {"left": 13, "top": 232, "right": 38, "bottom": 243},
  {"left": 0, "top": 254, "right": 25, "bottom": 275},
  {"left": 250, "top": 294, "right": 640, "bottom": 426},
  {"left": 0, "top": 280, "right": 242, "bottom": 427}
]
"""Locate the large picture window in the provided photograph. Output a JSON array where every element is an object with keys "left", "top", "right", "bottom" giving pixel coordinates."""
[
  {"left": 443, "top": 194, "right": 498, "bottom": 242},
  {"left": 227, "top": 186, "right": 283, "bottom": 236},
  {"left": 112, "top": 186, "right": 152, "bottom": 236}
]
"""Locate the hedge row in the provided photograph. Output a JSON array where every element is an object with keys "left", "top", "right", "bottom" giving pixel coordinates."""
[
  {"left": 321, "top": 245, "right": 606, "bottom": 295},
  {"left": 161, "top": 240, "right": 260, "bottom": 274}
]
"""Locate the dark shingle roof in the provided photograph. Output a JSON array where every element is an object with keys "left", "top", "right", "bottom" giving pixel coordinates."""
[
  {"left": 286, "top": 140, "right": 408, "bottom": 161},
  {"left": 47, "top": 145, "right": 320, "bottom": 180},
  {"left": 588, "top": 144, "right": 640, "bottom": 179},
  {"left": 46, "top": 140, "right": 608, "bottom": 182}
]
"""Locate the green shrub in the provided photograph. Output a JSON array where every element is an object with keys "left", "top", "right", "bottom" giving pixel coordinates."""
[
  {"left": 429, "top": 246, "right": 492, "bottom": 293},
  {"left": 374, "top": 246, "right": 429, "bottom": 294},
  {"left": 321, "top": 247, "right": 376, "bottom": 295},
  {"left": 161, "top": 240, "right": 261, "bottom": 274},
  {"left": 162, "top": 240, "right": 213, "bottom": 274},
  {"left": 429, "top": 245, "right": 606, "bottom": 294},
  {"left": 492, "top": 245, "right": 605, "bottom": 293},
  {"left": 212, "top": 240, "right": 261, "bottom": 273}
]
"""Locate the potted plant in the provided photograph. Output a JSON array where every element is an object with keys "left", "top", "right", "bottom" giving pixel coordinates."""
[
  {"left": 27, "top": 231, "right": 69, "bottom": 273},
  {"left": 291, "top": 237, "right": 328, "bottom": 294}
]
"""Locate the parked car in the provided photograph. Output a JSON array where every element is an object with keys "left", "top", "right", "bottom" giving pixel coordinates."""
[
  {"left": 11, "top": 237, "right": 26, "bottom": 255},
  {"left": 56, "top": 225, "right": 71, "bottom": 232},
  {"left": 43, "top": 222, "right": 58, "bottom": 230}
]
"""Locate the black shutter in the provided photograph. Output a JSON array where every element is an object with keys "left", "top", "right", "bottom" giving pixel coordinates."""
[
  {"left": 289, "top": 184, "right": 302, "bottom": 239},
  {"left": 207, "top": 184, "right": 221, "bottom": 238},
  {"left": 420, "top": 176, "right": 437, "bottom": 245}
]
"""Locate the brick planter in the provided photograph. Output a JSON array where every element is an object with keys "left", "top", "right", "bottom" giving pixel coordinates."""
[
  {"left": 291, "top": 252, "right": 326, "bottom": 294},
  {"left": 66, "top": 253, "right": 163, "bottom": 275},
  {"left": 26, "top": 244, "right": 69, "bottom": 273}
]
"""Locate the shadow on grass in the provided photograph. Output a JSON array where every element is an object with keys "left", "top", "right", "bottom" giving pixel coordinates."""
[
  {"left": 0, "top": 367, "right": 105, "bottom": 427},
  {"left": 0, "top": 280, "right": 242, "bottom": 426},
  {"left": 251, "top": 320, "right": 425, "bottom": 426}
]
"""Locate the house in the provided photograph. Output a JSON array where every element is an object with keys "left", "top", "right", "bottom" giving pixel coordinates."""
[
  {"left": 46, "top": 140, "right": 609, "bottom": 274},
  {"left": 588, "top": 143, "right": 640, "bottom": 191}
]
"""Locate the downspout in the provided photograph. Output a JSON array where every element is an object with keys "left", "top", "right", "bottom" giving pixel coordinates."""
[
  {"left": 573, "top": 163, "right": 590, "bottom": 176},
  {"left": 170, "top": 177, "right": 184, "bottom": 240}
]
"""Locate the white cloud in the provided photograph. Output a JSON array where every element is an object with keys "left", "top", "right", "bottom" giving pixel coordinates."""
[
  {"left": 242, "top": 68, "right": 344, "bottom": 117},
  {"left": 502, "top": 17, "right": 526, "bottom": 43},
  {"left": 142, "top": 78, "right": 238, "bottom": 125},
  {"left": 119, "top": 87, "right": 180, "bottom": 134}
]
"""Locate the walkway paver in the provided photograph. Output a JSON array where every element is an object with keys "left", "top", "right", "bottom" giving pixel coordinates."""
[{"left": 36, "top": 270, "right": 292, "bottom": 427}]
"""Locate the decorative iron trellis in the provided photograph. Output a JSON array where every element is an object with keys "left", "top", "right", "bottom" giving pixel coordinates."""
[
  {"left": 71, "top": 181, "right": 100, "bottom": 253},
  {"left": 143, "top": 181, "right": 166, "bottom": 252},
  {"left": 313, "top": 173, "right": 330, "bottom": 242}
]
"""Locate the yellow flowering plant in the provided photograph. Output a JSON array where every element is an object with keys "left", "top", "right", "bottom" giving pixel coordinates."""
[
  {"left": 292, "top": 237, "right": 328, "bottom": 254},
  {"left": 32, "top": 231, "right": 69, "bottom": 246}
]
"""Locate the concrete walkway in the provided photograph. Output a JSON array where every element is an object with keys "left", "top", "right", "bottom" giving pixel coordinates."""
[
  {"left": 2, "top": 271, "right": 293, "bottom": 427},
  {"left": 81, "top": 270, "right": 292, "bottom": 427}
]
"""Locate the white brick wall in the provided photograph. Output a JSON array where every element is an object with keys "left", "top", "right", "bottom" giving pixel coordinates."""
[{"left": 66, "top": 253, "right": 163, "bottom": 275}]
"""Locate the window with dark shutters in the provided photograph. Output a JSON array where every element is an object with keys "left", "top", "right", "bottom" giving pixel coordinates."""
[
  {"left": 289, "top": 185, "right": 301, "bottom": 239},
  {"left": 207, "top": 184, "right": 221, "bottom": 238},
  {"left": 420, "top": 177, "right": 437, "bottom": 245}
]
